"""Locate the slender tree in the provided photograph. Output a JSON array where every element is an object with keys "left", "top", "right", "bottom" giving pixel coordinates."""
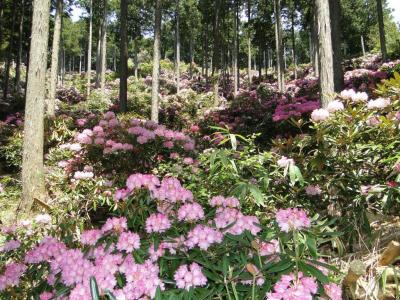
[
  {"left": 175, "top": 0, "right": 181, "bottom": 93},
  {"left": 19, "top": 0, "right": 51, "bottom": 213},
  {"left": 47, "top": 0, "right": 63, "bottom": 117},
  {"left": 290, "top": 0, "right": 297, "bottom": 79},
  {"left": 212, "top": 0, "right": 222, "bottom": 105},
  {"left": 247, "top": 0, "right": 252, "bottom": 87},
  {"left": 119, "top": 0, "right": 128, "bottom": 112},
  {"left": 151, "top": 0, "right": 162, "bottom": 122},
  {"left": 100, "top": 0, "right": 107, "bottom": 97},
  {"left": 274, "top": 0, "right": 285, "bottom": 91},
  {"left": 15, "top": 0, "right": 26, "bottom": 92},
  {"left": 329, "top": 0, "right": 343, "bottom": 92},
  {"left": 86, "top": 0, "right": 93, "bottom": 97},
  {"left": 315, "top": 0, "right": 335, "bottom": 107},
  {"left": 3, "top": 1, "right": 17, "bottom": 100},
  {"left": 376, "top": 0, "right": 387, "bottom": 61},
  {"left": 233, "top": 0, "right": 239, "bottom": 97}
]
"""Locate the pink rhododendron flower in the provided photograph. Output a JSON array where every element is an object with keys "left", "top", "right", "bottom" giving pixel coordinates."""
[
  {"left": 174, "top": 263, "right": 207, "bottom": 290},
  {"left": 0, "top": 240, "right": 21, "bottom": 252},
  {"left": 73, "top": 171, "right": 94, "bottom": 180},
  {"left": 275, "top": 208, "right": 311, "bottom": 232},
  {"left": 352, "top": 91, "right": 369, "bottom": 103},
  {"left": 116, "top": 232, "right": 141, "bottom": 253},
  {"left": 0, "top": 263, "right": 27, "bottom": 291},
  {"left": 145, "top": 213, "right": 171, "bottom": 233},
  {"left": 266, "top": 272, "right": 318, "bottom": 300},
  {"left": 305, "top": 184, "right": 322, "bottom": 196},
  {"left": 277, "top": 156, "right": 295, "bottom": 168},
  {"left": 324, "top": 283, "right": 342, "bottom": 300},
  {"left": 210, "top": 196, "right": 240, "bottom": 208},
  {"left": 367, "top": 97, "right": 390, "bottom": 109},
  {"left": 177, "top": 202, "right": 205, "bottom": 222},
  {"left": 311, "top": 108, "right": 330, "bottom": 122},
  {"left": 101, "top": 217, "right": 128, "bottom": 233},
  {"left": 185, "top": 225, "right": 223, "bottom": 250},
  {"left": 81, "top": 229, "right": 102, "bottom": 246},
  {"left": 34, "top": 214, "right": 52, "bottom": 224},
  {"left": 327, "top": 100, "right": 344, "bottom": 113}
]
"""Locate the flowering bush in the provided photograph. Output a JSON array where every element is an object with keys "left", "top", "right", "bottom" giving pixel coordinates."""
[{"left": 0, "top": 174, "right": 341, "bottom": 299}]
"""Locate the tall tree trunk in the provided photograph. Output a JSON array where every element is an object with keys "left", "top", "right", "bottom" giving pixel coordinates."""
[
  {"left": 233, "top": 0, "right": 238, "bottom": 97},
  {"left": 0, "top": 0, "right": 3, "bottom": 52},
  {"left": 3, "top": 1, "right": 17, "bottom": 100},
  {"left": 119, "top": 0, "right": 128, "bottom": 112},
  {"left": 86, "top": 0, "right": 93, "bottom": 97},
  {"left": 79, "top": 55, "right": 82, "bottom": 73},
  {"left": 175, "top": 0, "right": 180, "bottom": 93},
  {"left": 291, "top": 3, "right": 297, "bottom": 79},
  {"left": 361, "top": 35, "right": 366, "bottom": 56},
  {"left": 95, "top": 25, "right": 102, "bottom": 88},
  {"left": 247, "top": 0, "right": 252, "bottom": 87},
  {"left": 15, "top": 0, "right": 25, "bottom": 93},
  {"left": 376, "top": 0, "right": 387, "bottom": 61},
  {"left": 205, "top": 24, "right": 209, "bottom": 81},
  {"left": 315, "top": 0, "right": 335, "bottom": 107},
  {"left": 189, "top": 35, "right": 194, "bottom": 78},
  {"left": 311, "top": 3, "right": 319, "bottom": 77},
  {"left": 151, "top": 0, "right": 162, "bottom": 122},
  {"left": 100, "top": 0, "right": 107, "bottom": 97},
  {"left": 47, "top": 0, "right": 63, "bottom": 117},
  {"left": 274, "top": 0, "right": 285, "bottom": 91},
  {"left": 19, "top": 0, "right": 51, "bottom": 213},
  {"left": 212, "top": 0, "right": 222, "bottom": 106},
  {"left": 329, "top": 0, "right": 343, "bottom": 92}
]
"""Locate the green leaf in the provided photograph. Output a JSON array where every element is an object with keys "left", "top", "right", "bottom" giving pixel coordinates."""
[
  {"left": 298, "top": 261, "right": 329, "bottom": 284},
  {"left": 249, "top": 185, "right": 265, "bottom": 207},
  {"left": 230, "top": 134, "right": 237, "bottom": 150},
  {"left": 266, "top": 259, "right": 294, "bottom": 274},
  {"left": 90, "top": 277, "right": 100, "bottom": 300},
  {"left": 306, "top": 235, "right": 318, "bottom": 258}
]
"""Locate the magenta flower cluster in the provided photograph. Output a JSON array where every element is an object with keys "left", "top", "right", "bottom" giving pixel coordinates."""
[{"left": 275, "top": 208, "right": 311, "bottom": 232}]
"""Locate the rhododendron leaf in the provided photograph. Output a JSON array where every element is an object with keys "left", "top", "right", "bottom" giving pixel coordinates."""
[
  {"left": 104, "top": 289, "right": 117, "bottom": 300},
  {"left": 266, "top": 259, "right": 294, "bottom": 274},
  {"left": 202, "top": 268, "right": 220, "bottom": 281},
  {"left": 306, "top": 235, "right": 318, "bottom": 258},
  {"left": 89, "top": 276, "right": 100, "bottom": 300},
  {"left": 289, "top": 165, "right": 304, "bottom": 186},
  {"left": 229, "top": 134, "right": 237, "bottom": 150},
  {"left": 307, "top": 259, "right": 340, "bottom": 273},
  {"left": 298, "top": 261, "right": 329, "bottom": 284},
  {"left": 155, "top": 286, "right": 162, "bottom": 300},
  {"left": 53, "top": 286, "right": 71, "bottom": 298},
  {"left": 222, "top": 255, "right": 228, "bottom": 276},
  {"left": 248, "top": 185, "right": 265, "bottom": 207}
]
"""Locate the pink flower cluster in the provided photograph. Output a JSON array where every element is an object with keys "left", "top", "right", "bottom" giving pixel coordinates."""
[
  {"left": 145, "top": 213, "right": 172, "bottom": 233},
  {"left": 273, "top": 98, "right": 320, "bottom": 122},
  {"left": 305, "top": 184, "right": 322, "bottom": 196},
  {"left": 185, "top": 225, "right": 223, "bottom": 250},
  {"left": 116, "top": 231, "right": 141, "bottom": 252},
  {"left": 266, "top": 272, "right": 318, "bottom": 300},
  {"left": 174, "top": 263, "right": 207, "bottom": 290},
  {"left": 311, "top": 108, "right": 330, "bottom": 122},
  {"left": 0, "top": 263, "right": 27, "bottom": 291},
  {"left": 324, "top": 283, "right": 343, "bottom": 300},
  {"left": 214, "top": 207, "right": 261, "bottom": 236},
  {"left": 367, "top": 97, "right": 390, "bottom": 110},
  {"left": 258, "top": 239, "right": 280, "bottom": 262},
  {"left": 210, "top": 196, "right": 240, "bottom": 208},
  {"left": 277, "top": 156, "right": 295, "bottom": 168},
  {"left": 177, "top": 202, "right": 205, "bottom": 222},
  {"left": 0, "top": 239, "right": 21, "bottom": 252},
  {"left": 275, "top": 208, "right": 311, "bottom": 232}
]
